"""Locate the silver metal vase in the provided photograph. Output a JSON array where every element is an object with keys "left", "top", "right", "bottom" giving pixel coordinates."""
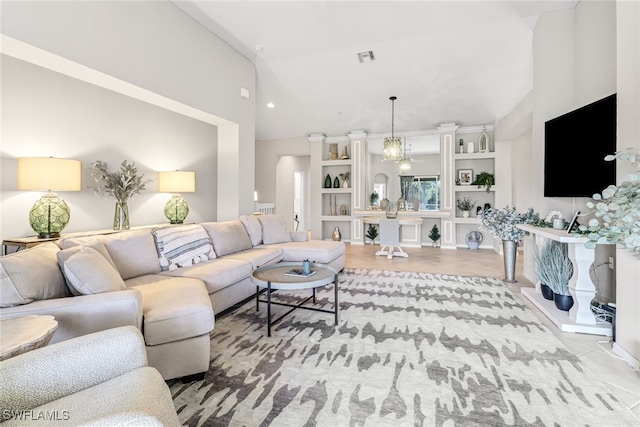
[{"left": 502, "top": 239, "right": 518, "bottom": 283}]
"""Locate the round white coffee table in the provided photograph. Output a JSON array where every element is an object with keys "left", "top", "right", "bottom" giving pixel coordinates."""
[
  {"left": 0, "top": 315, "right": 58, "bottom": 361},
  {"left": 251, "top": 262, "right": 339, "bottom": 337}
]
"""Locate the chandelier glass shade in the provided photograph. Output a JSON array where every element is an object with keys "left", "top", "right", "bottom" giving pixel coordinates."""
[{"left": 382, "top": 96, "right": 403, "bottom": 162}]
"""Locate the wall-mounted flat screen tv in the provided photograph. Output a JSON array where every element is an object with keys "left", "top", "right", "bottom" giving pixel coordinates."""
[{"left": 544, "top": 93, "right": 617, "bottom": 197}]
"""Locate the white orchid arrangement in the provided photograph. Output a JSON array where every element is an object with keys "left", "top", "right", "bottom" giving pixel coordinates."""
[{"left": 579, "top": 148, "right": 640, "bottom": 256}]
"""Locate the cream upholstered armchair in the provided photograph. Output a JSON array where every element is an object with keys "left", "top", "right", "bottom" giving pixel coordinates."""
[{"left": 0, "top": 326, "right": 180, "bottom": 426}]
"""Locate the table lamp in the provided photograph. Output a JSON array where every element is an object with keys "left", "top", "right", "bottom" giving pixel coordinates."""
[
  {"left": 158, "top": 171, "right": 195, "bottom": 224},
  {"left": 18, "top": 157, "right": 82, "bottom": 238}
]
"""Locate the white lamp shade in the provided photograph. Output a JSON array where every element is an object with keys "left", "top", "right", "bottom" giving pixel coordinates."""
[
  {"left": 158, "top": 171, "right": 195, "bottom": 193},
  {"left": 18, "top": 157, "right": 82, "bottom": 191}
]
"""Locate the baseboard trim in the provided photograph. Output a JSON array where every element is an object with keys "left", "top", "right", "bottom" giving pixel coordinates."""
[{"left": 612, "top": 342, "right": 640, "bottom": 370}]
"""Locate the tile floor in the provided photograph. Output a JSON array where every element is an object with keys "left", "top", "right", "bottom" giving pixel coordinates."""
[{"left": 344, "top": 243, "right": 640, "bottom": 420}]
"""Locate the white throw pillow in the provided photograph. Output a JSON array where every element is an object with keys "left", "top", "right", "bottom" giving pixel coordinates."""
[
  {"left": 61, "top": 247, "right": 126, "bottom": 295},
  {"left": 57, "top": 241, "right": 121, "bottom": 295},
  {"left": 239, "top": 215, "right": 263, "bottom": 246},
  {"left": 152, "top": 224, "right": 216, "bottom": 271},
  {"left": 257, "top": 215, "right": 292, "bottom": 245}
]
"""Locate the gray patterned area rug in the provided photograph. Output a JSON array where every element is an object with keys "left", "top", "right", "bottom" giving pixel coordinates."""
[{"left": 170, "top": 268, "right": 637, "bottom": 426}]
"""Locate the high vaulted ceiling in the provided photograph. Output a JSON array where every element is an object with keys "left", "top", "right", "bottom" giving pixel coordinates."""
[{"left": 176, "top": 1, "right": 577, "bottom": 141}]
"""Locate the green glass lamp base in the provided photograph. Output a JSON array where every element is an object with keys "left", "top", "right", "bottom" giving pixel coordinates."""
[
  {"left": 29, "top": 192, "right": 70, "bottom": 239},
  {"left": 164, "top": 194, "right": 189, "bottom": 224}
]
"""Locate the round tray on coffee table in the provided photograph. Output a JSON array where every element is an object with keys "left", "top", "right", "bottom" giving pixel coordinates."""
[{"left": 251, "top": 262, "right": 339, "bottom": 337}]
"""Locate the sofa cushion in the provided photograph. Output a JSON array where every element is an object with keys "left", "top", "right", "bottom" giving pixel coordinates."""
[
  {"left": 56, "top": 241, "right": 119, "bottom": 295},
  {"left": 239, "top": 215, "right": 263, "bottom": 246},
  {"left": 103, "top": 230, "right": 162, "bottom": 280},
  {"left": 224, "top": 247, "right": 283, "bottom": 269},
  {"left": 152, "top": 225, "right": 216, "bottom": 272},
  {"left": 257, "top": 214, "right": 292, "bottom": 245},
  {"left": 130, "top": 278, "right": 214, "bottom": 346},
  {"left": 202, "top": 220, "right": 252, "bottom": 256},
  {"left": 162, "top": 258, "right": 253, "bottom": 294},
  {"left": 58, "top": 247, "right": 126, "bottom": 295},
  {"left": 0, "top": 243, "right": 69, "bottom": 308},
  {"left": 265, "top": 240, "right": 346, "bottom": 264}
]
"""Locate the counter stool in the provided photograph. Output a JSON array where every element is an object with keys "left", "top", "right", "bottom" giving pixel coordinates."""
[{"left": 375, "top": 219, "right": 409, "bottom": 259}]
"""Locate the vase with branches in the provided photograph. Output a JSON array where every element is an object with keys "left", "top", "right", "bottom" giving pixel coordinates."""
[
  {"left": 90, "top": 160, "right": 152, "bottom": 230},
  {"left": 456, "top": 196, "right": 475, "bottom": 218}
]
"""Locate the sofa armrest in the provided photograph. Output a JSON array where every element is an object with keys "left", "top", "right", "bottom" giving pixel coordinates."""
[
  {"left": 290, "top": 231, "right": 309, "bottom": 242},
  {"left": 0, "top": 326, "right": 148, "bottom": 416},
  {"left": 0, "top": 290, "right": 142, "bottom": 344}
]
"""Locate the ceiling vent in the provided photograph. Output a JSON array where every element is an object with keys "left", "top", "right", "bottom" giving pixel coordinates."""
[{"left": 357, "top": 50, "right": 375, "bottom": 63}]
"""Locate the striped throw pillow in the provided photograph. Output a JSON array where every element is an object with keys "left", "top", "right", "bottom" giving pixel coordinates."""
[{"left": 152, "top": 225, "right": 216, "bottom": 271}]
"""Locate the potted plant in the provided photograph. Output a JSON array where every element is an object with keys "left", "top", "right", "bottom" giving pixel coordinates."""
[
  {"left": 472, "top": 171, "right": 495, "bottom": 192},
  {"left": 369, "top": 191, "right": 380, "bottom": 208},
  {"left": 579, "top": 148, "right": 640, "bottom": 257},
  {"left": 339, "top": 171, "right": 351, "bottom": 188},
  {"left": 535, "top": 240, "right": 574, "bottom": 310},
  {"left": 456, "top": 196, "right": 475, "bottom": 218},
  {"left": 365, "top": 224, "right": 378, "bottom": 244},
  {"left": 428, "top": 224, "right": 441, "bottom": 247},
  {"left": 478, "top": 206, "right": 539, "bottom": 282}
]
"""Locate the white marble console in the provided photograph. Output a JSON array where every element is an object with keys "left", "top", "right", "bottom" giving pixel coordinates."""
[{"left": 517, "top": 225, "right": 612, "bottom": 336}]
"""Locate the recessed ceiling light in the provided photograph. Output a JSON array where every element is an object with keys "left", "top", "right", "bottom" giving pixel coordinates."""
[{"left": 266, "top": 102, "right": 275, "bottom": 109}]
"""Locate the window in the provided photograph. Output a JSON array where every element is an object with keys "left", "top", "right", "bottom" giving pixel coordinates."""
[{"left": 410, "top": 175, "right": 440, "bottom": 211}]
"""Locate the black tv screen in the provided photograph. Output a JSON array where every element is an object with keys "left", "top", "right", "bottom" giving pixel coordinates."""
[{"left": 544, "top": 94, "right": 617, "bottom": 197}]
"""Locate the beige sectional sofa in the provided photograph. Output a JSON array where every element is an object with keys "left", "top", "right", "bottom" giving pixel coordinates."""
[{"left": 0, "top": 214, "right": 345, "bottom": 380}]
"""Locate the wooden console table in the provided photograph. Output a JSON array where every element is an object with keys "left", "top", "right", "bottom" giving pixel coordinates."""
[
  {"left": 2, "top": 223, "right": 177, "bottom": 255},
  {"left": 517, "top": 225, "right": 612, "bottom": 336}
]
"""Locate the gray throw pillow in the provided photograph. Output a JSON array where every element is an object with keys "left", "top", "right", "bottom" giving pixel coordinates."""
[
  {"left": 257, "top": 215, "right": 292, "bottom": 245},
  {"left": 60, "top": 247, "right": 126, "bottom": 295}
]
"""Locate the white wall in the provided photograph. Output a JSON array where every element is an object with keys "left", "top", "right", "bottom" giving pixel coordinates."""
[
  {"left": 275, "top": 155, "right": 311, "bottom": 231},
  {"left": 614, "top": 0, "right": 640, "bottom": 367},
  {"left": 0, "top": 1, "right": 256, "bottom": 225},
  {"left": 0, "top": 56, "right": 218, "bottom": 239}
]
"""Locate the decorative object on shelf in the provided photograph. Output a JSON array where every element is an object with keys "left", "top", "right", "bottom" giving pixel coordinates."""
[
  {"left": 333, "top": 176, "right": 340, "bottom": 188},
  {"left": 479, "top": 126, "right": 489, "bottom": 153},
  {"left": 396, "top": 197, "right": 406, "bottom": 211},
  {"left": 553, "top": 218, "right": 565, "bottom": 230},
  {"left": 382, "top": 96, "right": 403, "bottom": 162},
  {"left": 369, "top": 191, "right": 379, "bottom": 208},
  {"left": 380, "top": 198, "right": 389, "bottom": 211},
  {"left": 465, "top": 231, "right": 483, "bottom": 250},
  {"left": 535, "top": 240, "right": 574, "bottom": 310},
  {"left": 456, "top": 196, "right": 475, "bottom": 218},
  {"left": 324, "top": 174, "right": 332, "bottom": 188},
  {"left": 467, "top": 141, "right": 475, "bottom": 154},
  {"left": 476, "top": 206, "right": 482, "bottom": 216},
  {"left": 580, "top": 148, "right": 640, "bottom": 258},
  {"left": 90, "top": 160, "right": 151, "bottom": 230},
  {"left": 17, "top": 157, "right": 82, "bottom": 238},
  {"left": 302, "top": 259, "right": 311, "bottom": 275},
  {"left": 328, "top": 143, "right": 338, "bottom": 160},
  {"left": 484, "top": 203, "right": 491, "bottom": 211},
  {"left": 366, "top": 224, "right": 378, "bottom": 244},
  {"left": 428, "top": 224, "right": 441, "bottom": 247},
  {"left": 339, "top": 204, "right": 348, "bottom": 216},
  {"left": 158, "top": 171, "right": 195, "bottom": 224},
  {"left": 386, "top": 201, "right": 398, "bottom": 219},
  {"left": 412, "top": 199, "right": 419, "bottom": 211},
  {"left": 472, "top": 171, "right": 494, "bottom": 192},
  {"left": 457, "top": 169, "right": 473, "bottom": 185},
  {"left": 540, "top": 284, "right": 554, "bottom": 300},
  {"left": 339, "top": 171, "right": 350, "bottom": 188},
  {"left": 478, "top": 206, "right": 539, "bottom": 283},
  {"left": 329, "top": 195, "right": 338, "bottom": 216},
  {"left": 341, "top": 146, "right": 349, "bottom": 160},
  {"left": 332, "top": 226, "right": 342, "bottom": 241},
  {"left": 459, "top": 139, "right": 464, "bottom": 154}
]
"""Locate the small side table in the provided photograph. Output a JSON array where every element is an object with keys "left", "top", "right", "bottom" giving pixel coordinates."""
[{"left": 0, "top": 315, "right": 59, "bottom": 361}]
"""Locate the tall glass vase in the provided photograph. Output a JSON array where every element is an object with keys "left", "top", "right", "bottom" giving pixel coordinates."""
[
  {"left": 502, "top": 239, "right": 517, "bottom": 283},
  {"left": 113, "top": 200, "right": 130, "bottom": 230}
]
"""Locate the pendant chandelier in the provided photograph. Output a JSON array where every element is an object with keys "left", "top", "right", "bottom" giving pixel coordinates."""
[
  {"left": 382, "top": 96, "right": 403, "bottom": 162},
  {"left": 398, "top": 142, "right": 413, "bottom": 173}
]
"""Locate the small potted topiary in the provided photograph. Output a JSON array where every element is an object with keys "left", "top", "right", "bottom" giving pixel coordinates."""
[
  {"left": 369, "top": 191, "right": 379, "bottom": 209},
  {"left": 429, "top": 224, "right": 441, "bottom": 247},
  {"left": 456, "top": 196, "right": 475, "bottom": 218},
  {"left": 365, "top": 224, "right": 378, "bottom": 244}
]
